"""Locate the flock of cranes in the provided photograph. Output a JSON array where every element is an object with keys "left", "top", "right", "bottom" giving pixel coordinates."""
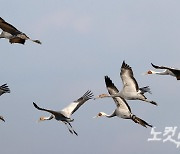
[{"left": 1, "top": 17, "right": 180, "bottom": 135}]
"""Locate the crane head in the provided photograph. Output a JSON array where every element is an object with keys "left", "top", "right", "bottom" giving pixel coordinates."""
[
  {"left": 143, "top": 70, "right": 155, "bottom": 75},
  {"left": 93, "top": 112, "right": 106, "bottom": 118}
]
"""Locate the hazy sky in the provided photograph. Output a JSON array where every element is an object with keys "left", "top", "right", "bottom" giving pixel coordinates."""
[{"left": 1, "top": 0, "right": 180, "bottom": 153}]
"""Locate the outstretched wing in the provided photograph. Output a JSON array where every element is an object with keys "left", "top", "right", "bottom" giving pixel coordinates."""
[
  {"left": 61, "top": 90, "right": 93, "bottom": 116},
  {"left": 151, "top": 63, "right": 172, "bottom": 70},
  {"left": 33, "top": 102, "right": 65, "bottom": 118},
  {"left": 0, "top": 17, "right": 21, "bottom": 35},
  {"left": 120, "top": 61, "right": 139, "bottom": 92},
  {"left": 0, "top": 84, "right": 10, "bottom": 96},
  {"left": 104, "top": 76, "right": 131, "bottom": 112}
]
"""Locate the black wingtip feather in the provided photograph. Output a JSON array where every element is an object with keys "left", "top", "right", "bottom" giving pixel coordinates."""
[
  {"left": 104, "top": 76, "right": 119, "bottom": 93},
  {"left": 33, "top": 102, "right": 39, "bottom": 109},
  {"left": 121, "top": 61, "right": 132, "bottom": 70},
  {"left": 104, "top": 76, "right": 113, "bottom": 88},
  {"left": 81, "top": 90, "right": 94, "bottom": 101},
  {"left": 0, "top": 83, "right": 10, "bottom": 94},
  {"left": 151, "top": 63, "right": 158, "bottom": 68}
]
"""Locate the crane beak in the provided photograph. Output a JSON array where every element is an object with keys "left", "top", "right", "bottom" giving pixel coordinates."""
[
  {"left": 93, "top": 96, "right": 100, "bottom": 100},
  {"left": 93, "top": 115, "right": 100, "bottom": 118},
  {"left": 36, "top": 118, "right": 42, "bottom": 123},
  {"left": 93, "top": 94, "right": 108, "bottom": 100},
  {"left": 142, "top": 72, "right": 148, "bottom": 75}
]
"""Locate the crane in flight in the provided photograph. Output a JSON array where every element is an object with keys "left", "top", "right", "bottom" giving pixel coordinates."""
[
  {"left": 33, "top": 90, "right": 93, "bottom": 136},
  {"left": 94, "top": 76, "right": 152, "bottom": 128},
  {"left": 95, "top": 61, "right": 157, "bottom": 106},
  {"left": 0, "top": 17, "right": 41, "bottom": 45},
  {"left": 145, "top": 63, "right": 180, "bottom": 80}
]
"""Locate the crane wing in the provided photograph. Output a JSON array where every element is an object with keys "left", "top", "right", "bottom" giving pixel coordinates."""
[
  {"left": 9, "top": 37, "right": 25, "bottom": 44},
  {"left": 104, "top": 76, "right": 131, "bottom": 112},
  {"left": 151, "top": 63, "right": 171, "bottom": 70},
  {"left": 0, "top": 17, "right": 21, "bottom": 35},
  {"left": 61, "top": 90, "right": 93, "bottom": 117},
  {"left": 171, "top": 70, "right": 180, "bottom": 80},
  {"left": 0, "top": 84, "right": 10, "bottom": 96},
  {"left": 33, "top": 102, "right": 67, "bottom": 118},
  {"left": 120, "top": 61, "right": 139, "bottom": 92}
]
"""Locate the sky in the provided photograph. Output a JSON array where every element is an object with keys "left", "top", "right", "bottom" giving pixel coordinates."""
[{"left": 1, "top": 0, "right": 180, "bottom": 153}]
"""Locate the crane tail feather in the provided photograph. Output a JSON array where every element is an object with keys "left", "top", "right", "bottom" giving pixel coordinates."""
[
  {"left": 139, "top": 86, "right": 152, "bottom": 94},
  {"left": 131, "top": 115, "right": 152, "bottom": 128}
]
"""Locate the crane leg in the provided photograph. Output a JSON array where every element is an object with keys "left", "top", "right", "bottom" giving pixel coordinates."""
[
  {"left": 68, "top": 123, "right": 78, "bottom": 136},
  {"left": 143, "top": 99, "right": 157, "bottom": 106},
  {"left": 64, "top": 122, "right": 73, "bottom": 134}
]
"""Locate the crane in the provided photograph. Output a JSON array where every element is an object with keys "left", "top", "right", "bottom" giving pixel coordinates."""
[
  {"left": 0, "top": 17, "right": 41, "bottom": 44},
  {"left": 33, "top": 90, "right": 93, "bottom": 136},
  {"left": 94, "top": 76, "right": 152, "bottom": 128}
]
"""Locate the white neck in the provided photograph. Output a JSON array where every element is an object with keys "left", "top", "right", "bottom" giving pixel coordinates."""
[
  {"left": 41, "top": 115, "right": 54, "bottom": 121},
  {"left": 153, "top": 70, "right": 175, "bottom": 77},
  {"left": 151, "top": 70, "right": 169, "bottom": 75},
  {"left": 101, "top": 111, "right": 116, "bottom": 118}
]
